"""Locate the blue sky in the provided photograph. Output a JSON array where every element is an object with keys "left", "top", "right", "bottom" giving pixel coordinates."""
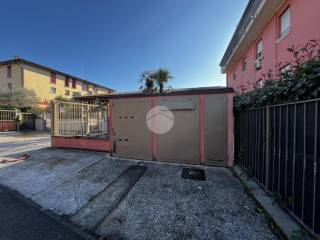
[{"left": 0, "top": 0, "right": 247, "bottom": 91}]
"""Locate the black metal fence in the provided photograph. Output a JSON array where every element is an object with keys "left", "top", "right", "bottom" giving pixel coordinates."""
[{"left": 235, "top": 99, "right": 320, "bottom": 236}]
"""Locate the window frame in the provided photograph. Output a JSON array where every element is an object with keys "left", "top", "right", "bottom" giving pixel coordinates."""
[
  {"left": 93, "top": 87, "right": 98, "bottom": 94},
  {"left": 50, "top": 72, "right": 56, "bottom": 84},
  {"left": 256, "top": 40, "right": 263, "bottom": 59},
  {"left": 279, "top": 6, "right": 291, "bottom": 39},
  {"left": 65, "top": 77, "right": 70, "bottom": 87},
  {"left": 233, "top": 71, "right": 237, "bottom": 81},
  {"left": 242, "top": 57, "right": 247, "bottom": 72},
  {"left": 82, "top": 83, "right": 88, "bottom": 91},
  {"left": 72, "top": 79, "right": 76, "bottom": 89},
  {"left": 50, "top": 87, "right": 56, "bottom": 94},
  {"left": 255, "top": 39, "right": 263, "bottom": 70}
]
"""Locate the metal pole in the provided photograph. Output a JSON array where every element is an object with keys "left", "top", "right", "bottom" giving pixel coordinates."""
[
  {"left": 266, "top": 106, "right": 270, "bottom": 191},
  {"left": 312, "top": 101, "right": 318, "bottom": 232}
]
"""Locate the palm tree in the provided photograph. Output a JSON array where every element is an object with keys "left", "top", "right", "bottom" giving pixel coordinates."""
[
  {"left": 139, "top": 69, "right": 173, "bottom": 94},
  {"left": 153, "top": 68, "right": 173, "bottom": 93},
  {"left": 139, "top": 71, "right": 156, "bottom": 94}
]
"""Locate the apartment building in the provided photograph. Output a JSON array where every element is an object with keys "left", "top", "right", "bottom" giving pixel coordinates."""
[
  {"left": 0, "top": 58, "right": 114, "bottom": 107},
  {"left": 220, "top": 0, "right": 320, "bottom": 92}
]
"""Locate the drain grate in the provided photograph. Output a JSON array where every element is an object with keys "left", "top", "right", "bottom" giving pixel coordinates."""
[{"left": 181, "top": 168, "right": 206, "bottom": 181}]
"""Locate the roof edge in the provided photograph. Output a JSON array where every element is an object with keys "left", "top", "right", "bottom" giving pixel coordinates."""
[
  {"left": 220, "top": 0, "right": 284, "bottom": 72},
  {"left": 219, "top": 0, "right": 257, "bottom": 68},
  {"left": 74, "top": 86, "right": 234, "bottom": 100},
  {"left": 0, "top": 58, "right": 114, "bottom": 91}
]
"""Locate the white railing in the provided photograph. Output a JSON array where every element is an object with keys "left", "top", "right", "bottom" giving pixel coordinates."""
[{"left": 52, "top": 101, "right": 108, "bottom": 137}]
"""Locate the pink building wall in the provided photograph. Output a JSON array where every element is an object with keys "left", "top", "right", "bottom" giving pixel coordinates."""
[
  {"left": 52, "top": 136, "right": 112, "bottom": 152},
  {"left": 227, "top": 0, "right": 320, "bottom": 91}
]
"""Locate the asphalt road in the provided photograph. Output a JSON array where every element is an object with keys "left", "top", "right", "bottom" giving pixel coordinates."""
[
  {"left": 0, "top": 131, "right": 276, "bottom": 240},
  {"left": 0, "top": 186, "right": 84, "bottom": 240}
]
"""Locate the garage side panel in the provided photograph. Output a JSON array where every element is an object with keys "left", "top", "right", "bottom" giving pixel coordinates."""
[{"left": 206, "top": 96, "right": 228, "bottom": 166}]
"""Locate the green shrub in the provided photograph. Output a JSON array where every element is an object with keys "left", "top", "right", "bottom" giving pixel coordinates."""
[{"left": 234, "top": 40, "right": 320, "bottom": 112}]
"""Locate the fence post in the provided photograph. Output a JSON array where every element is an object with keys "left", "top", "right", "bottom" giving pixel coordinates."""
[
  {"left": 266, "top": 106, "right": 270, "bottom": 191},
  {"left": 81, "top": 102, "right": 84, "bottom": 136},
  {"left": 50, "top": 101, "right": 54, "bottom": 136},
  {"left": 15, "top": 109, "right": 21, "bottom": 131},
  {"left": 86, "top": 105, "right": 90, "bottom": 135}
]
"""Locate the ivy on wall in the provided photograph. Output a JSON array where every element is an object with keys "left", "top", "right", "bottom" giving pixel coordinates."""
[{"left": 234, "top": 40, "right": 320, "bottom": 112}]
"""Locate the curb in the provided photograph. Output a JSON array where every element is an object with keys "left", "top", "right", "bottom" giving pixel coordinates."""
[{"left": 233, "top": 165, "right": 305, "bottom": 240}]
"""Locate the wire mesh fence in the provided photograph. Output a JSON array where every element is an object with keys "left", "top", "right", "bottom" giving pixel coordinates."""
[
  {"left": 235, "top": 99, "right": 320, "bottom": 236},
  {"left": 52, "top": 101, "right": 108, "bottom": 137}
]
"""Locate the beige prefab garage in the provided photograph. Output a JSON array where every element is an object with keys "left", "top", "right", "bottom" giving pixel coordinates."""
[{"left": 106, "top": 87, "right": 234, "bottom": 167}]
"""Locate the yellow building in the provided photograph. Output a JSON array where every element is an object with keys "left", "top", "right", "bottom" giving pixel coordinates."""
[{"left": 0, "top": 58, "right": 114, "bottom": 107}]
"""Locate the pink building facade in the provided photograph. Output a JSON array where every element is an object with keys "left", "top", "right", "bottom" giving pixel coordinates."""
[{"left": 220, "top": 0, "right": 320, "bottom": 92}]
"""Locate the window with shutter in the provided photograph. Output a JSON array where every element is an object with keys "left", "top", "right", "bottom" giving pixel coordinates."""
[
  {"left": 72, "top": 79, "right": 76, "bottom": 89},
  {"left": 65, "top": 77, "right": 70, "bottom": 87},
  {"left": 50, "top": 73, "right": 56, "bottom": 84},
  {"left": 7, "top": 66, "right": 12, "bottom": 78}
]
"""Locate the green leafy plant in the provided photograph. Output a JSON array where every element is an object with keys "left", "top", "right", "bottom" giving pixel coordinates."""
[
  {"left": 234, "top": 39, "right": 320, "bottom": 112},
  {"left": 0, "top": 89, "right": 38, "bottom": 109},
  {"left": 54, "top": 95, "right": 70, "bottom": 102},
  {"left": 139, "top": 71, "right": 156, "bottom": 94},
  {"left": 153, "top": 68, "right": 173, "bottom": 93},
  {"left": 139, "top": 68, "right": 173, "bottom": 94}
]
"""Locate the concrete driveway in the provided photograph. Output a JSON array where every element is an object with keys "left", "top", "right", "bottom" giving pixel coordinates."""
[
  {"left": 0, "top": 132, "right": 276, "bottom": 240},
  {"left": 0, "top": 131, "right": 50, "bottom": 157}
]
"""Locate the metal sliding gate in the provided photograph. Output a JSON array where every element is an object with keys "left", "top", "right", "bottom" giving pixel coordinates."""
[
  {"left": 235, "top": 99, "right": 320, "bottom": 236},
  {"left": 0, "top": 110, "right": 16, "bottom": 131},
  {"left": 52, "top": 101, "right": 108, "bottom": 137}
]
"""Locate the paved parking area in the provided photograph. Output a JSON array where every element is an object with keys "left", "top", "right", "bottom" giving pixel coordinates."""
[
  {"left": 0, "top": 131, "right": 50, "bottom": 157},
  {"left": 0, "top": 132, "right": 276, "bottom": 240}
]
